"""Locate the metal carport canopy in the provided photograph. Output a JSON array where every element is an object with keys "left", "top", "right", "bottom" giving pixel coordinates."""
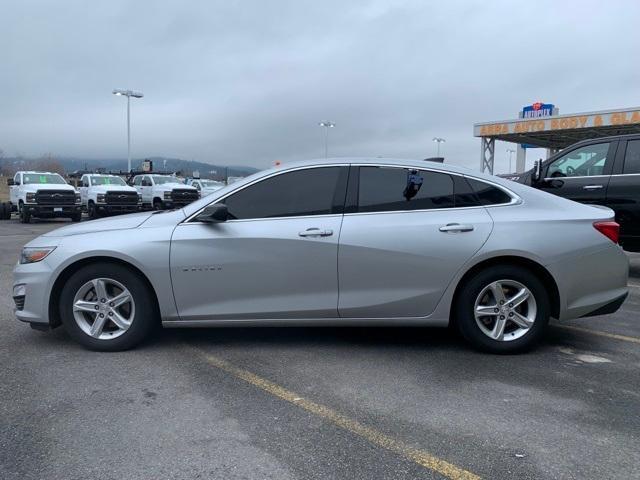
[{"left": 474, "top": 106, "right": 640, "bottom": 172}]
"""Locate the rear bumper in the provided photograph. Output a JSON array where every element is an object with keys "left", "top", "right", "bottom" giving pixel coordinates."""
[
  {"left": 580, "top": 291, "right": 628, "bottom": 318},
  {"left": 548, "top": 244, "right": 629, "bottom": 321}
]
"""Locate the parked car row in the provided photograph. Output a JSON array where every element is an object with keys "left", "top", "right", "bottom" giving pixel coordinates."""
[{"left": 2, "top": 171, "right": 227, "bottom": 222}]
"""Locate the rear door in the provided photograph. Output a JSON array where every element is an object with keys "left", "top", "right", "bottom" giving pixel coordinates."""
[
  {"left": 337, "top": 165, "right": 494, "bottom": 318},
  {"left": 537, "top": 141, "right": 617, "bottom": 205},
  {"left": 606, "top": 137, "right": 640, "bottom": 250}
]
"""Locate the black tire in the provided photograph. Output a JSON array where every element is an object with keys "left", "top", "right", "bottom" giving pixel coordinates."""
[
  {"left": 453, "top": 265, "right": 550, "bottom": 354},
  {"left": 153, "top": 198, "right": 164, "bottom": 210},
  {"left": 19, "top": 202, "right": 30, "bottom": 224},
  {"left": 0, "top": 203, "right": 8, "bottom": 220},
  {"left": 59, "top": 263, "right": 157, "bottom": 351},
  {"left": 71, "top": 212, "right": 82, "bottom": 222},
  {"left": 87, "top": 201, "right": 98, "bottom": 219}
]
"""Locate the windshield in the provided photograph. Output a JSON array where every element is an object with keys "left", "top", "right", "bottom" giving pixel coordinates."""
[
  {"left": 201, "top": 180, "right": 223, "bottom": 187},
  {"left": 23, "top": 173, "right": 67, "bottom": 185},
  {"left": 90, "top": 176, "right": 126, "bottom": 186},
  {"left": 152, "top": 176, "right": 178, "bottom": 185}
]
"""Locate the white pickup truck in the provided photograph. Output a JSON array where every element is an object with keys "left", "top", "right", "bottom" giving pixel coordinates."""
[
  {"left": 8, "top": 171, "right": 82, "bottom": 223},
  {"left": 79, "top": 174, "right": 141, "bottom": 219},
  {"left": 186, "top": 178, "right": 225, "bottom": 197},
  {"left": 132, "top": 174, "right": 199, "bottom": 210}
]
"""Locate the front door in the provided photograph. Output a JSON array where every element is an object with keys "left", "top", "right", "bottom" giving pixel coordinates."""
[
  {"left": 170, "top": 165, "right": 349, "bottom": 321},
  {"left": 338, "top": 166, "right": 494, "bottom": 318},
  {"left": 537, "top": 141, "right": 616, "bottom": 205}
]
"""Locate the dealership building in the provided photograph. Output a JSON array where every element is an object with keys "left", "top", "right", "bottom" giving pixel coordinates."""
[{"left": 474, "top": 104, "right": 640, "bottom": 174}]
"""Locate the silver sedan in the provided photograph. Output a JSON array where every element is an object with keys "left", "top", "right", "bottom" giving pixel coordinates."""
[{"left": 13, "top": 159, "right": 629, "bottom": 353}]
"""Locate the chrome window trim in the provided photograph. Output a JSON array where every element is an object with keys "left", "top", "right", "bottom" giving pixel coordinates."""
[
  {"left": 183, "top": 164, "right": 349, "bottom": 224},
  {"left": 182, "top": 162, "right": 521, "bottom": 224},
  {"left": 543, "top": 174, "right": 610, "bottom": 181}
]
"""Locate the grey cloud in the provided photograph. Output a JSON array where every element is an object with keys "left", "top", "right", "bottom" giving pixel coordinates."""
[{"left": 2, "top": 0, "right": 639, "bottom": 172}]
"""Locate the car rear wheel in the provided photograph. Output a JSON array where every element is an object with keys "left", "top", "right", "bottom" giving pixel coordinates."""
[
  {"left": 59, "top": 263, "right": 157, "bottom": 351},
  {"left": 454, "top": 265, "right": 550, "bottom": 353}
]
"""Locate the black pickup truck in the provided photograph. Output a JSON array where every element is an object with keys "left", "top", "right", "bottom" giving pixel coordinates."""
[{"left": 501, "top": 133, "right": 640, "bottom": 252}]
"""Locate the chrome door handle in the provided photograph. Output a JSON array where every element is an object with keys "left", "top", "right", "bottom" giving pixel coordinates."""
[
  {"left": 439, "top": 223, "right": 474, "bottom": 233},
  {"left": 583, "top": 184, "right": 603, "bottom": 190},
  {"left": 298, "top": 228, "right": 333, "bottom": 237}
]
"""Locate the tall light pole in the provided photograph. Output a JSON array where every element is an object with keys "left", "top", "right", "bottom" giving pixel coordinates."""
[
  {"left": 432, "top": 137, "right": 446, "bottom": 157},
  {"left": 506, "top": 148, "right": 515, "bottom": 173},
  {"left": 113, "top": 89, "right": 144, "bottom": 172},
  {"left": 318, "top": 121, "right": 335, "bottom": 158}
]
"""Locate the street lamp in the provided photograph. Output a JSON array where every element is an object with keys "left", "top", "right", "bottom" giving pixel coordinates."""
[
  {"left": 506, "top": 148, "right": 516, "bottom": 173},
  {"left": 318, "top": 121, "right": 335, "bottom": 158},
  {"left": 113, "top": 89, "right": 144, "bottom": 173},
  {"left": 432, "top": 137, "right": 446, "bottom": 157}
]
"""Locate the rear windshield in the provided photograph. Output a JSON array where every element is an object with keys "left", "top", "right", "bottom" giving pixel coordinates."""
[{"left": 23, "top": 173, "right": 67, "bottom": 185}]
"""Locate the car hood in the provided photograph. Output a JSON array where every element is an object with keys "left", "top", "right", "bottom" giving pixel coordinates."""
[
  {"left": 42, "top": 211, "right": 154, "bottom": 237},
  {"left": 21, "top": 184, "right": 77, "bottom": 193}
]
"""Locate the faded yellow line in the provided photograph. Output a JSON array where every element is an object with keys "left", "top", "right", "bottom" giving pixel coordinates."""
[
  {"left": 191, "top": 347, "right": 480, "bottom": 480},
  {"left": 555, "top": 324, "right": 640, "bottom": 345}
]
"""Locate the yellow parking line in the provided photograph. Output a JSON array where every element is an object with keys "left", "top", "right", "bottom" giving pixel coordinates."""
[
  {"left": 555, "top": 324, "right": 640, "bottom": 345},
  {"left": 191, "top": 347, "right": 481, "bottom": 480}
]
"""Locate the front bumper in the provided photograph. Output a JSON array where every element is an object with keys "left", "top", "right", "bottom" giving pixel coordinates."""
[
  {"left": 13, "top": 259, "right": 55, "bottom": 326},
  {"left": 96, "top": 204, "right": 140, "bottom": 213},
  {"left": 24, "top": 204, "right": 81, "bottom": 217}
]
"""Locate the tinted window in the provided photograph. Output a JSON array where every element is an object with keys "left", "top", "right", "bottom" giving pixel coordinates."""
[
  {"left": 466, "top": 178, "right": 512, "bottom": 205},
  {"left": 223, "top": 167, "right": 345, "bottom": 220},
  {"left": 547, "top": 143, "right": 610, "bottom": 178},
  {"left": 358, "top": 167, "right": 454, "bottom": 213},
  {"left": 133, "top": 177, "right": 142, "bottom": 186},
  {"left": 453, "top": 176, "right": 481, "bottom": 208},
  {"left": 623, "top": 140, "right": 640, "bottom": 174}
]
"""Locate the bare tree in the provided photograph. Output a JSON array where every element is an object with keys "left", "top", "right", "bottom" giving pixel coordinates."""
[{"left": 34, "top": 153, "right": 65, "bottom": 174}]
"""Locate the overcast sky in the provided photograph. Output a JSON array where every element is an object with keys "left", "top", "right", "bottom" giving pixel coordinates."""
[{"left": 2, "top": 0, "right": 639, "bottom": 171}]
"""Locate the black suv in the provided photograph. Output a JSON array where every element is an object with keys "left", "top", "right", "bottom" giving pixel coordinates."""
[{"left": 503, "top": 134, "right": 640, "bottom": 252}]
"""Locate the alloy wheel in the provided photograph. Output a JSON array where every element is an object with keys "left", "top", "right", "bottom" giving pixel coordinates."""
[
  {"left": 72, "top": 278, "right": 135, "bottom": 340},
  {"left": 473, "top": 279, "right": 537, "bottom": 342}
]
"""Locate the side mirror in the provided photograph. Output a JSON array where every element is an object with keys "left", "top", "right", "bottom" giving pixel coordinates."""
[
  {"left": 7, "top": 179, "right": 15, "bottom": 186},
  {"left": 196, "top": 203, "right": 229, "bottom": 223},
  {"left": 532, "top": 159, "right": 543, "bottom": 183}
]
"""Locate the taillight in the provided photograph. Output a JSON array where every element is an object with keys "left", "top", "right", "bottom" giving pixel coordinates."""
[{"left": 593, "top": 221, "right": 619, "bottom": 244}]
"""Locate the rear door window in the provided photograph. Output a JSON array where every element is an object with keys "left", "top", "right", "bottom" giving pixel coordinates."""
[
  {"left": 357, "top": 167, "right": 455, "bottom": 213},
  {"left": 623, "top": 140, "right": 640, "bottom": 174}
]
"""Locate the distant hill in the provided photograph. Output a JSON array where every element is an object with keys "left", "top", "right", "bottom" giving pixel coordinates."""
[{"left": 0, "top": 156, "right": 260, "bottom": 181}]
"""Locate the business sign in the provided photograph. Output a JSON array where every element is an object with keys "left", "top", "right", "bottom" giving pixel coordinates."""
[
  {"left": 474, "top": 108, "right": 640, "bottom": 138},
  {"left": 521, "top": 102, "right": 555, "bottom": 148},
  {"left": 522, "top": 102, "right": 554, "bottom": 119}
]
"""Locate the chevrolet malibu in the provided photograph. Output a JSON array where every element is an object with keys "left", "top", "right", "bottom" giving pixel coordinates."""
[{"left": 13, "top": 159, "right": 629, "bottom": 353}]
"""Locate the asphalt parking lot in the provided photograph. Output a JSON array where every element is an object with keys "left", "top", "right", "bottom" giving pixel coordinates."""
[{"left": 1, "top": 218, "right": 639, "bottom": 480}]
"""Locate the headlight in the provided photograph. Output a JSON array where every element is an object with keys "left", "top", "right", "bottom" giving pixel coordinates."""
[
  {"left": 75, "top": 192, "right": 81, "bottom": 204},
  {"left": 20, "top": 247, "right": 56, "bottom": 264},
  {"left": 96, "top": 194, "right": 106, "bottom": 203},
  {"left": 164, "top": 191, "right": 172, "bottom": 199},
  {"left": 137, "top": 193, "right": 142, "bottom": 203},
  {"left": 26, "top": 193, "right": 36, "bottom": 203}
]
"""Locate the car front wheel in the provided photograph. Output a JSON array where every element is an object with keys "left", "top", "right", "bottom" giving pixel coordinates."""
[
  {"left": 59, "top": 263, "right": 157, "bottom": 351},
  {"left": 454, "top": 265, "right": 550, "bottom": 353}
]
